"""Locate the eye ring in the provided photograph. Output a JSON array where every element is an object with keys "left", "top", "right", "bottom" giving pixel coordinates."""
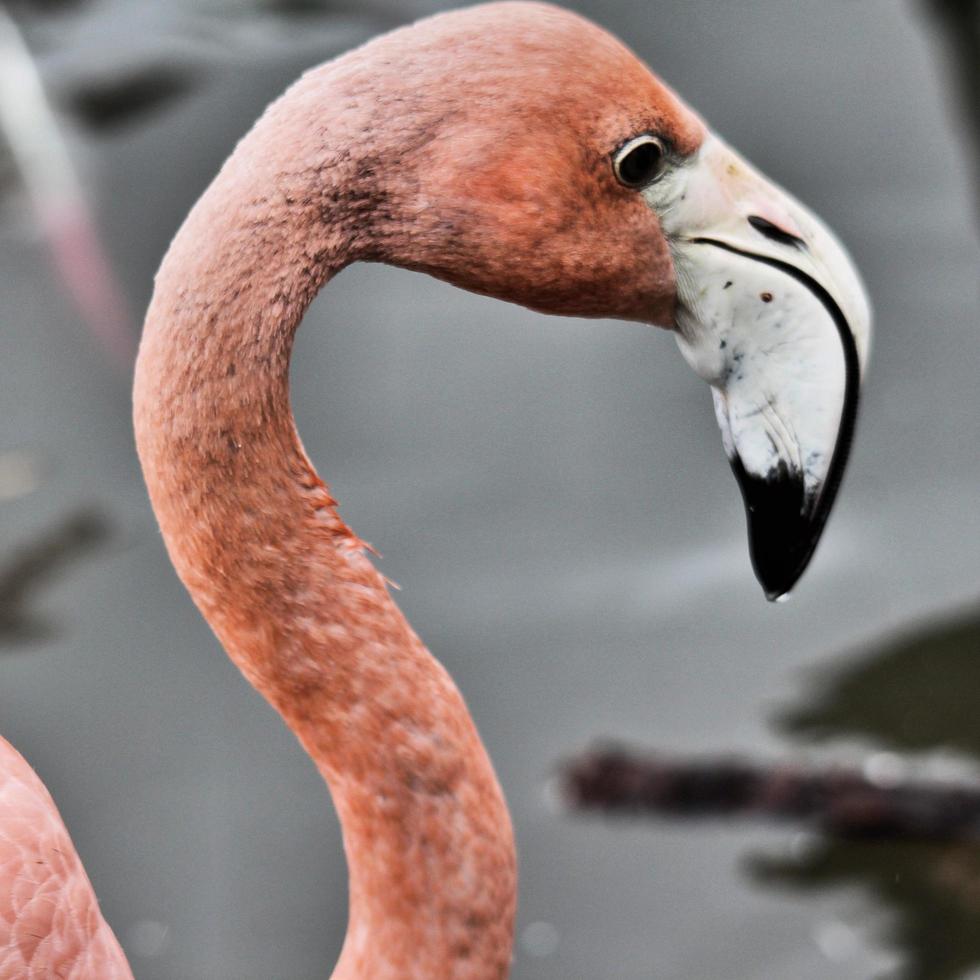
[{"left": 613, "top": 135, "right": 668, "bottom": 189}]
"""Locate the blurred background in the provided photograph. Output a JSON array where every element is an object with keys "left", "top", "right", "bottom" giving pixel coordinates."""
[{"left": 0, "top": 0, "right": 978, "bottom": 977}]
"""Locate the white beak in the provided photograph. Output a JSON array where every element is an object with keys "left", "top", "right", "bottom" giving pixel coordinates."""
[{"left": 646, "top": 133, "right": 872, "bottom": 599}]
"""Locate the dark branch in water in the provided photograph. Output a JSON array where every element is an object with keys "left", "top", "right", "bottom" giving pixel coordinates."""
[
  {"left": 0, "top": 510, "right": 111, "bottom": 643},
  {"left": 5, "top": 0, "right": 89, "bottom": 15},
  {"left": 921, "top": 0, "right": 980, "bottom": 225},
  {"left": 62, "top": 66, "right": 198, "bottom": 132},
  {"left": 562, "top": 745, "right": 980, "bottom": 841}
]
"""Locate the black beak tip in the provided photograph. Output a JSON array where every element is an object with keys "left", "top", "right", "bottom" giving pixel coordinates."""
[
  {"left": 763, "top": 584, "right": 789, "bottom": 604},
  {"left": 730, "top": 459, "right": 824, "bottom": 602}
]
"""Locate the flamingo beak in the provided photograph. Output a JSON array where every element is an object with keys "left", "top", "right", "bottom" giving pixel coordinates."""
[{"left": 647, "top": 134, "right": 872, "bottom": 600}]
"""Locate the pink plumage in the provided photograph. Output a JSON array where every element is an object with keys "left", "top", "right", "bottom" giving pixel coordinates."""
[{"left": 0, "top": 738, "right": 130, "bottom": 978}]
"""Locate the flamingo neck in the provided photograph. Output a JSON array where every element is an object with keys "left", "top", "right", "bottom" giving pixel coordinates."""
[{"left": 133, "top": 67, "right": 515, "bottom": 980}]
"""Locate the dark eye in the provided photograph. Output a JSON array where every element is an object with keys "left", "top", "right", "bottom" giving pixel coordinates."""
[{"left": 613, "top": 135, "right": 667, "bottom": 189}]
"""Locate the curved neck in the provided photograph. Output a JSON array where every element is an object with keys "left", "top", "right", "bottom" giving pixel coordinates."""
[{"left": 133, "top": 68, "right": 515, "bottom": 980}]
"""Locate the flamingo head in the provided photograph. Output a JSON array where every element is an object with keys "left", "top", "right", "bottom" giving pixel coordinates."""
[{"left": 352, "top": 2, "right": 872, "bottom": 598}]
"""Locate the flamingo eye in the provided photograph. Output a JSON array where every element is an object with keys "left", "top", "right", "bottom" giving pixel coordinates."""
[{"left": 613, "top": 135, "right": 667, "bottom": 188}]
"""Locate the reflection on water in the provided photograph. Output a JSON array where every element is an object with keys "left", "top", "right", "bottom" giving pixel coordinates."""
[
  {"left": 0, "top": 509, "right": 110, "bottom": 643},
  {"left": 561, "top": 610, "right": 980, "bottom": 976},
  {"left": 750, "top": 839, "right": 980, "bottom": 980},
  {"left": 759, "top": 607, "right": 980, "bottom": 979},
  {"left": 777, "top": 607, "right": 980, "bottom": 757},
  {"left": 566, "top": 608, "right": 980, "bottom": 977}
]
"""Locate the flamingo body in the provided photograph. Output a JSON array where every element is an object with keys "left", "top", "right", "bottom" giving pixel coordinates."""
[{"left": 0, "top": 738, "right": 130, "bottom": 978}]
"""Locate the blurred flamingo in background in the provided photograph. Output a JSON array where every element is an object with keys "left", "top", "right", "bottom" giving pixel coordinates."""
[
  {"left": 0, "top": 3, "right": 132, "bottom": 367},
  {"left": 0, "top": 3, "right": 869, "bottom": 976}
]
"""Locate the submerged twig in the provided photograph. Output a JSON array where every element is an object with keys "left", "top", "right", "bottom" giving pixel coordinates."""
[
  {"left": 921, "top": 0, "right": 980, "bottom": 228},
  {"left": 63, "top": 64, "right": 197, "bottom": 133},
  {"left": 0, "top": 509, "right": 111, "bottom": 642},
  {"left": 562, "top": 745, "right": 980, "bottom": 841}
]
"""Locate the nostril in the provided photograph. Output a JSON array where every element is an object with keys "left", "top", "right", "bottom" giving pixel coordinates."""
[{"left": 748, "top": 215, "right": 806, "bottom": 250}]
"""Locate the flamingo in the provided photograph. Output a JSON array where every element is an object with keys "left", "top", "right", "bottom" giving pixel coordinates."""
[
  {"left": 0, "top": 5, "right": 133, "bottom": 368},
  {"left": 0, "top": 3, "right": 870, "bottom": 977}
]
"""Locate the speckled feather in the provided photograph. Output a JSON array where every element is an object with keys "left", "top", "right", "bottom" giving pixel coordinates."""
[
  {"left": 133, "top": 5, "right": 703, "bottom": 977},
  {"left": 0, "top": 738, "right": 130, "bottom": 979}
]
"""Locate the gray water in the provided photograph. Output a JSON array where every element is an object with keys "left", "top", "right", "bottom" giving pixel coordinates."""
[{"left": 1, "top": 1, "right": 979, "bottom": 977}]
